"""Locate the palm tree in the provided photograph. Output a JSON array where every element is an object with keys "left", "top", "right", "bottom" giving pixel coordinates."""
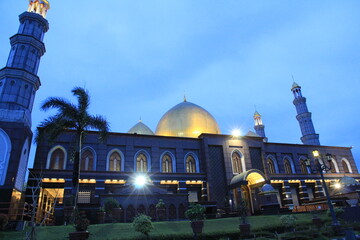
[{"left": 35, "top": 87, "right": 109, "bottom": 211}]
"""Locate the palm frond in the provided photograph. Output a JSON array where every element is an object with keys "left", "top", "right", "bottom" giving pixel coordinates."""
[
  {"left": 87, "top": 115, "right": 110, "bottom": 142},
  {"left": 72, "top": 87, "right": 90, "bottom": 114},
  {"left": 35, "top": 114, "right": 76, "bottom": 144},
  {"left": 41, "top": 97, "right": 78, "bottom": 119}
]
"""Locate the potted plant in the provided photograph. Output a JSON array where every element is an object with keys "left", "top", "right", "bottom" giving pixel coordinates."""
[
  {"left": 103, "top": 197, "right": 120, "bottom": 222},
  {"left": 185, "top": 203, "right": 206, "bottom": 237},
  {"left": 69, "top": 211, "right": 90, "bottom": 240},
  {"left": 133, "top": 214, "right": 154, "bottom": 240},
  {"left": 237, "top": 198, "right": 250, "bottom": 237},
  {"left": 156, "top": 199, "right": 166, "bottom": 221},
  {"left": 97, "top": 206, "right": 106, "bottom": 224}
]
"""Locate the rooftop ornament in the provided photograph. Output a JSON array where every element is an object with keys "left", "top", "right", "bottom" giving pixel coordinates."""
[{"left": 28, "top": 0, "right": 50, "bottom": 18}]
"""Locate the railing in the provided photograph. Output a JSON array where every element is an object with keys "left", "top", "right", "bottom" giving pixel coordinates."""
[{"left": 292, "top": 203, "right": 328, "bottom": 213}]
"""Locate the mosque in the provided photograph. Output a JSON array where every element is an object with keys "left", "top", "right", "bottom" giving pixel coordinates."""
[{"left": 0, "top": 1, "right": 359, "bottom": 224}]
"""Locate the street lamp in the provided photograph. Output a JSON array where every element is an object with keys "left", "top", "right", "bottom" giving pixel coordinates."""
[{"left": 305, "top": 151, "right": 341, "bottom": 231}]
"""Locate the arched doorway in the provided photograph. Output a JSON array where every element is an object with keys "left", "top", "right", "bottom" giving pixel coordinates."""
[{"left": 229, "top": 169, "right": 267, "bottom": 214}]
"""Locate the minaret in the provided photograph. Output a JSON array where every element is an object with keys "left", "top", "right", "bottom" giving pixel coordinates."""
[
  {"left": 0, "top": 1, "right": 49, "bottom": 205},
  {"left": 291, "top": 82, "right": 320, "bottom": 145},
  {"left": 253, "top": 111, "right": 267, "bottom": 142}
]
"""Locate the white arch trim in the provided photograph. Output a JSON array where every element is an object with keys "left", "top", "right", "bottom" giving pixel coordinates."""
[
  {"left": 341, "top": 158, "right": 353, "bottom": 173},
  {"left": 106, "top": 148, "right": 125, "bottom": 171},
  {"left": 266, "top": 154, "right": 279, "bottom": 174},
  {"left": 230, "top": 149, "right": 246, "bottom": 173},
  {"left": 283, "top": 155, "right": 295, "bottom": 174},
  {"left": 159, "top": 151, "right": 176, "bottom": 173},
  {"left": 134, "top": 149, "right": 151, "bottom": 172},
  {"left": 81, "top": 146, "right": 97, "bottom": 171},
  {"left": 15, "top": 138, "right": 30, "bottom": 190},
  {"left": 0, "top": 128, "right": 11, "bottom": 186},
  {"left": 184, "top": 152, "right": 200, "bottom": 173},
  {"left": 330, "top": 157, "right": 340, "bottom": 173},
  {"left": 46, "top": 145, "right": 67, "bottom": 170}
]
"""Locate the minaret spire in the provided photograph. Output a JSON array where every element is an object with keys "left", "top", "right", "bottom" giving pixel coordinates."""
[
  {"left": 253, "top": 110, "right": 267, "bottom": 142},
  {"left": 0, "top": 1, "right": 50, "bottom": 210},
  {"left": 291, "top": 82, "right": 320, "bottom": 145}
]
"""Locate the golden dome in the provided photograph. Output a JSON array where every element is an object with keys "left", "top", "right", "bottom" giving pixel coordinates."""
[
  {"left": 155, "top": 100, "right": 221, "bottom": 138},
  {"left": 128, "top": 120, "right": 154, "bottom": 135}
]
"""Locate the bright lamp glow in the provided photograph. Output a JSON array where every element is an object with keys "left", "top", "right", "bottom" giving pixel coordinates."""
[
  {"left": 312, "top": 150, "right": 320, "bottom": 158},
  {"left": 334, "top": 183, "right": 341, "bottom": 189},
  {"left": 232, "top": 129, "right": 241, "bottom": 137},
  {"left": 135, "top": 175, "right": 147, "bottom": 188}
]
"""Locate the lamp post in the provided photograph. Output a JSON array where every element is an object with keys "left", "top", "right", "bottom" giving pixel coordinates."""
[{"left": 305, "top": 151, "right": 340, "bottom": 230}]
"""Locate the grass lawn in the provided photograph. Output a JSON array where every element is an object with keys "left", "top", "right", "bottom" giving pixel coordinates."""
[{"left": 0, "top": 213, "right": 322, "bottom": 240}]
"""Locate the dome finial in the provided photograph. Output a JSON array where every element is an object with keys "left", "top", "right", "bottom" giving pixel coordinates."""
[
  {"left": 28, "top": 0, "right": 50, "bottom": 18},
  {"left": 139, "top": 117, "right": 142, "bottom": 122},
  {"left": 184, "top": 91, "right": 187, "bottom": 102}
]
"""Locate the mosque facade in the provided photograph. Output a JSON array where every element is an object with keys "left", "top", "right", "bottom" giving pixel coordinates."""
[{"left": 0, "top": 1, "right": 359, "bottom": 224}]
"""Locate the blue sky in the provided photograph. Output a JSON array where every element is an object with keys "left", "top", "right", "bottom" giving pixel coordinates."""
[{"left": 1, "top": 1, "right": 360, "bottom": 169}]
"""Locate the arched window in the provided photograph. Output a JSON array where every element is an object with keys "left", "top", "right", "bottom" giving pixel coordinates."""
[
  {"left": 162, "top": 154, "right": 173, "bottom": 173},
  {"left": 300, "top": 160, "right": 308, "bottom": 174},
  {"left": 109, "top": 151, "right": 121, "bottom": 171},
  {"left": 342, "top": 160, "right": 350, "bottom": 173},
  {"left": 81, "top": 149, "right": 94, "bottom": 171},
  {"left": 136, "top": 153, "right": 148, "bottom": 172},
  {"left": 186, "top": 155, "right": 196, "bottom": 173},
  {"left": 0, "top": 129, "right": 11, "bottom": 186},
  {"left": 232, "top": 151, "right": 242, "bottom": 173},
  {"left": 267, "top": 159, "right": 275, "bottom": 174},
  {"left": 49, "top": 148, "right": 65, "bottom": 170},
  {"left": 284, "top": 159, "right": 292, "bottom": 174}
]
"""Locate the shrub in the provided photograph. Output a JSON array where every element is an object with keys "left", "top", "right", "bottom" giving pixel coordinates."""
[
  {"left": 0, "top": 214, "right": 8, "bottom": 230},
  {"left": 133, "top": 214, "right": 154, "bottom": 237},
  {"left": 75, "top": 211, "right": 89, "bottom": 231},
  {"left": 156, "top": 199, "right": 166, "bottom": 209},
  {"left": 185, "top": 203, "right": 206, "bottom": 221},
  {"left": 327, "top": 207, "right": 344, "bottom": 218},
  {"left": 279, "top": 214, "right": 297, "bottom": 229},
  {"left": 103, "top": 197, "right": 120, "bottom": 213}
]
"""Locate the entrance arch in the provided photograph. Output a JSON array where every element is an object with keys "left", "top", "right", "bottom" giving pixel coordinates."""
[{"left": 229, "top": 169, "right": 267, "bottom": 214}]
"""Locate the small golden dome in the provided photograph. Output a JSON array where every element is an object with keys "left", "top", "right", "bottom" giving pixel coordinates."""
[
  {"left": 155, "top": 101, "right": 221, "bottom": 138},
  {"left": 128, "top": 120, "right": 154, "bottom": 135},
  {"left": 291, "top": 82, "right": 301, "bottom": 91}
]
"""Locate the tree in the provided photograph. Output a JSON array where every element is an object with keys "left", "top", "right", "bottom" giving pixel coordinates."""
[{"left": 35, "top": 87, "right": 109, "bottom": 213}]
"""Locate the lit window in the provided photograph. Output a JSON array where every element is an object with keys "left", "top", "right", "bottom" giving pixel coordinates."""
[
  {"left": 284, "top": 159, "right": 292, "bottom": 174},
  {"left": 267, "top": 159, "right": 275, "bottom": 174},
  {"left": 50, "top": 148, "right": 65, "bottom": 170},
  {"left": 232, "top": 152, "right": 242, "bottom": 173},
  {"left": 300, "top": 160, "right": 308, "bottom": 174},
  {"left": 186, "top": 155, "right": 196, "bottom": 173},
  {"left": 81, "top": 150, "right": 94, "bottom": 171},
  {"left": 136, "top": 153, "right": 147, "bottom": 172},
  {"left": 162, "top": 154, "right": 173, "bottom": 173},
  {"left": 109, "top": 151, "right": 121, "bottom": 171}
]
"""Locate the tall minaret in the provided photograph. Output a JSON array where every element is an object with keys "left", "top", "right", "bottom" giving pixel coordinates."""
[
  {"left": 291, "top": 82, "right": 320, "bottom": 145},
  {"left": 253, "top": 111, "right": 267, "bottom": 142},
  {"left": 0, "top": 1, "right": 50, "bottom": 204}
]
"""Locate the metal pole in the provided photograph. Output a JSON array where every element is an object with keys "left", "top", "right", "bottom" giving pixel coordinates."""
[{"left": 319, "top": 169, "right": 339, "bottom": 226}]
